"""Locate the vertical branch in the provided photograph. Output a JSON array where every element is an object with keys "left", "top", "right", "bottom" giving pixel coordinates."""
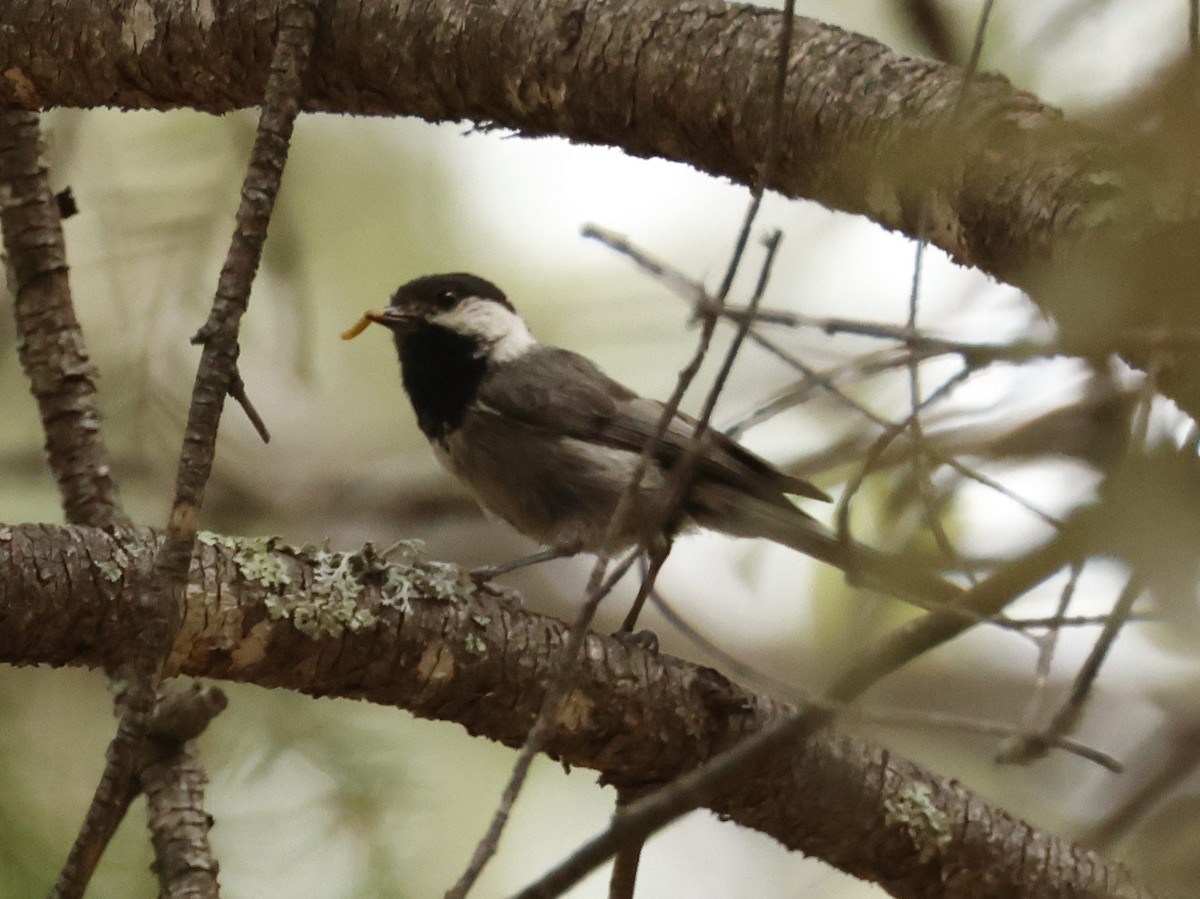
[
  {"left": 895, "top": 0, "right": 995, "bottom": 579},
  {"left": 47, "top": 4, "right": 317, "bottom": 897},
  {"left": 142, "top": 685, "right": 229, "bottom": 899},
  {"left": 165, "top": 0, "right": 315, "bottom": 564},
  {"left": 0, "top": 108, "right": 229, "bottom": 899},
  {"left": 0, "top": 111, "right": 128, "bottom": 529}
]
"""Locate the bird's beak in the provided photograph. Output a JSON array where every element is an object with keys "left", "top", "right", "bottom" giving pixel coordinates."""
[{"left": 341, "top": 306, "right": 415, "bottom": 340}]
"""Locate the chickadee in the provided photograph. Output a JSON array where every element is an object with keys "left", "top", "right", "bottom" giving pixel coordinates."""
[{"left": 346, "top": 273, "right": 956, "bottom": 615}]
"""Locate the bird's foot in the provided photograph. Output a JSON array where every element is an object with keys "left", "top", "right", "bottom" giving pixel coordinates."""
[
  {"left": 470, "top": 545, "right": 579, "bottom": 583},
  {"left": 612, "top": 628, "right": 659, "bottom": 654},
  {"left": 472, "top": 577, "right": 524, "bottom": 603}
]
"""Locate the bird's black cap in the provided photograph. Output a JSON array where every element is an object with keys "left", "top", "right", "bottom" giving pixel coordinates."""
[{"left": 390, "top": 273, "right": 513, "bottom": 312}]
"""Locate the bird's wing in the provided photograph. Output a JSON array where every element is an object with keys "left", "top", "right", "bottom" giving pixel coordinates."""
[{"left": 477, "top": 347, "right": 829, "bottom": 504}]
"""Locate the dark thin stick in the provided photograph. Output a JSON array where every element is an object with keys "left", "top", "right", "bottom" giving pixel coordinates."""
[
  {"left": 1005, "top": 610, "right": 1152, "bottom": 629},
  {"left": 453, "top": 6, "right": 801, "bottom": 894},
  {"left": 512, "top": 528, "right": 1074, "bottom": 897},
  {"left": 607, "top": 790, "right": 644, "bottom": 899},
  {"left": 853, "top": 708, "right": 1123, "bottom": 773},
  {"left": 997, "top": 563, "right": 1083, "bottom": 765},
  {"left": 511, "top": 702, "right": 830, "bottom": 899},
  {"left": 963, "top": 0, "right": 995, "bottom": 79},
  {"left": 444, "top": 548, "right": 639, "bottom": 899},
  {"left": 449, "top": 203, "right": 763, "bottom": 898},
  {"left": 48, "top": 6, "right": 316, "bottom": 897},
  {"left": 634, "top": 229, "right": 783, "bottom": 626},
  {"left": 903, "top": 235, "right": 976, "bottom": 583},
  {"left": 1033, "top": 575, "right": 1144, "bottom": 752},
  {"left": 575, "top": 86, "right": 788, "bottom": 899},
  {"left": 618, "top": 541, "right": 671, "bottom": 633},
  {"left": 725, "top": 304, "right": 1200, "bottom": 360},
  {"left": 699, "top": 231, "right": 783, "bottom": 427},
  {"left": 890, "top": 0, "right": 995, "bottom": 589},
  {"left": 229, "top": 368, "right": 271, "bottom": 443},
  {"left": 584, "top": 225, "right": 1066, "bottom": 530},
  {"left": 835, "top": 365, "right": 973, "bottom": 547}
]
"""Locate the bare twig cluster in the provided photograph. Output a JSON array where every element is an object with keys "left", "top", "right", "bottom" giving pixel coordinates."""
[{"left": 1, "top": 4, "right": 317, "bottom": 896}]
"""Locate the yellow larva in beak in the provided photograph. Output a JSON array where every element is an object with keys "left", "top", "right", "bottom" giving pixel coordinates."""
[{"left": 340, "top": 311, "right": 383, "bottom": 340}]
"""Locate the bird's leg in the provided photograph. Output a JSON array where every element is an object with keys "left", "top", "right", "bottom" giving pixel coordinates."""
[
  {"left": 618, "top": 538, "right": 672, "bottom": 634},
  {"left": 470, "top": 544, "right": 580, "bottom": 581}
]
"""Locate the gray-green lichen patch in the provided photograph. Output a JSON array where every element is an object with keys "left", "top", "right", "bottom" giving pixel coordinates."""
[
  {"left": 96, "top": 545, "right": 130, "bottom": 583},
  {"left": 463, "top": 632, "right": 487, "bottom": 656},
  {"left": 883, "top": 782, "right": 953, "bottom": 863},
  {"left": 199, "top": 532, "right": 291, "bottom": 589},
  {"left": 285, "top": 548, "right": 377, "bottom": 639},
  {"left": 200, "top": 533, "right": 478, "bottom": 641},
  {"left": 377, "top": 540, "right": 478, "bottom": 614}
]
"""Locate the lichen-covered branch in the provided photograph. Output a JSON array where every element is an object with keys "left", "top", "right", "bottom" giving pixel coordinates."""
[{"left": 0, "top": 523, "right": 1156, "bottom": 899}]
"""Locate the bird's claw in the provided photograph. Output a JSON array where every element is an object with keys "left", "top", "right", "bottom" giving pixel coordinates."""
[
  {"left": 613, "top": 628, "right": 659, "bottom": 654},
  {"left": 469, "top": 568, "right": 523, "bottom": 603}
]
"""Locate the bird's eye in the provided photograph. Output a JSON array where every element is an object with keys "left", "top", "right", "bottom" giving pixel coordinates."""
[{"left": 435, "top": 289, "right": 458, "bottom": 311}]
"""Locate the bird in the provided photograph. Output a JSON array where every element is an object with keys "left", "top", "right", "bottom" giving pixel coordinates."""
[{"left": 344, "top": 272, "right": 959, "bottom": 627}]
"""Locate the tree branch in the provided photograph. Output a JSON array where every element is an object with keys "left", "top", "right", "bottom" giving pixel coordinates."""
[
  {"left": 0, "top": 0, "right": 1087, "bottom": 274},
  {"left": 0, "top": 110, "right": 127, "bottom": 529},
  {"left": 0, "top": 523, "right": 1156, "bottom": 899},
  {"left": 3, "top": 0, "right": 1197, "bottom": 423}
]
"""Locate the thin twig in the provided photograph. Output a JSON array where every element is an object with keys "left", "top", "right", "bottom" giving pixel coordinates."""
[
  {"left": 835, "top": 365, "right": 973, "bottom": 546},
  {"left": 855, "top": 706, "right": 1122, "bottom": 772},
  {"left": 723, "top": 304, "right": 1200, "bottom": 360},
  {"left": 903, "top": 234, "right": 977, "bottom": 584},
  {"left": 962, "top": 0, "right": 996, "bottom": 82},
  {"left": 585, "top": 224, "right": 1066, "bottom": 530},
  {"left": 443, "top": 549, "right": 640, "bottom": 898},
  {"left": 511, "top": 515, "right": 1077, "bottom": 897},
  {"left": 47, "top": 6, "right": 316, "bottom": 897},
  {"left": 890, "top": 0, "right": 995, "bottom": 585},
  {"left": 451, "top": 6, "right": 802, "bottom": 894},
  {"left": 1030, "top": 574, "right": 1144, "bottom": 757},
  {"left": 639, "top": 229, "right": 783, "bottom": 599},
  {"left": 996, "top": 563, "right": 1083, "bottom": 764},
  {"left": 448, "top": 202, "right": 767, "bottom": 899},
  {"left": 607, "top": 789, "right": 644, "bottom": 899},
  {"left": 228, "top": 368, "right": 272, "bottom": 444}
]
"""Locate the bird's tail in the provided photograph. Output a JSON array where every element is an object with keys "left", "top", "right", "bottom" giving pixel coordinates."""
[{"left": 693, "top": 485, "right": 963, "bottom": 608}]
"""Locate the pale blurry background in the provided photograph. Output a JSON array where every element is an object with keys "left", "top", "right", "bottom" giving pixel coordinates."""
[{"left": 2, "top": 1, "right": 1197, "bottom": 896}]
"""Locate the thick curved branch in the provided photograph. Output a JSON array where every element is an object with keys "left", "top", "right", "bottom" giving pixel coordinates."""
[
  {"left": 3, "top": 0, "right": 1197, "bottom": 422},
  {"left": 0, "top": 523, "right": 1154, "bottom": 899},
  {"left": 0, "top": 0, "right": 1098, "bottom": 276}
]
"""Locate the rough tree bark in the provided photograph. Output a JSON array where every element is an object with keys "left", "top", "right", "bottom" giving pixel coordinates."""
[
  {"left": 2, "top": 0, "right": 1194, "bottom": 417},
  {"left": 0, "top": 524, "right": 1156, "bottom": 899},
  {"left": 0, "top": 1, "right": 1189, "bottom": 896}
]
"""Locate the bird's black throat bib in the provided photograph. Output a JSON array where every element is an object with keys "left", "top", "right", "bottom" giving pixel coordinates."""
[{"left": 397, "top": 325, "right": 487, "bottom": 444}]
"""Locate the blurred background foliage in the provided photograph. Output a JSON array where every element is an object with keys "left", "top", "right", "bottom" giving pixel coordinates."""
[{"left": 2, "top": 1, "right": 1199, "bottom": 896}]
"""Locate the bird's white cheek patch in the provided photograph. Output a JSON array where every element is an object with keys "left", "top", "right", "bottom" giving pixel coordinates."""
[{"left": 433, "top": 298, "right": 536, "bottom": 363}]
